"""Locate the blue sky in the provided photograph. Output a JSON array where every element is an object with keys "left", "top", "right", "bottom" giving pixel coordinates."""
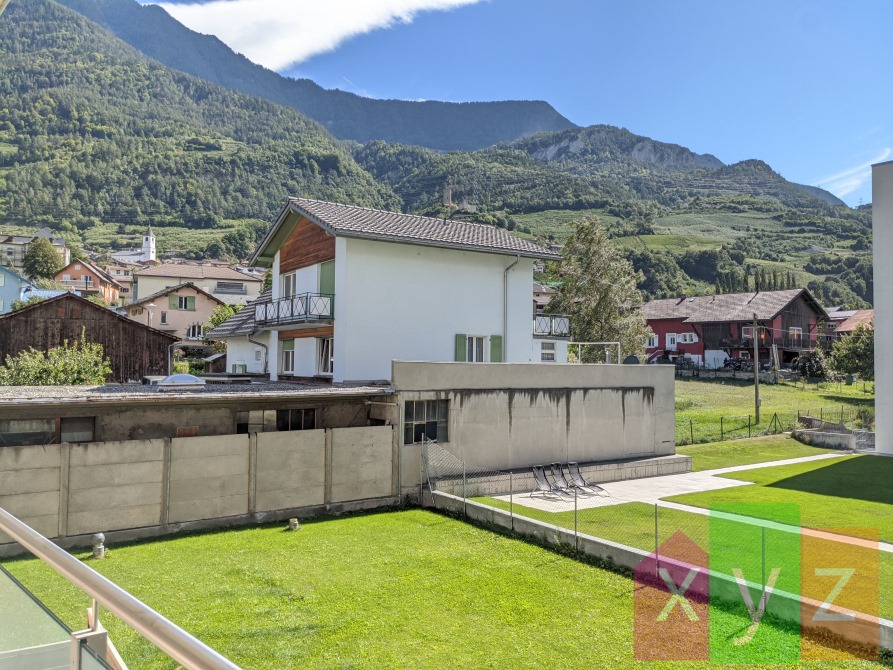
[{"left": 155, "top": 0, "right": 892, "bottom": 206}]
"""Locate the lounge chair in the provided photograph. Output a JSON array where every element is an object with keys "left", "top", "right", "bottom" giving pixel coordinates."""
[
  {"left": 566, "top": 462, "right": 608, "bottom": 496},
  {"left": 549, "top": 463, "right": 579, "bottom": 494},
  {"left": 531, "top": 465, "right": 570, "bottom": 498}
]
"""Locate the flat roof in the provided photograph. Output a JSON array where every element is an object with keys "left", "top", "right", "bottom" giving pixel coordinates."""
[{"left": 0, "top": 381, "right": 394, "bottom": 407}]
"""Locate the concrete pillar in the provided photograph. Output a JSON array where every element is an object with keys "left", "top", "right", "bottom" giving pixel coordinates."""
[{"left": 873, "top": 161, "right": 893, "bottom": 454}]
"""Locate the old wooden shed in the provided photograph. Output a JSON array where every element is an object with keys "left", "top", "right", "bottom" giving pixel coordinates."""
[{"left": 0, "top": 293, "right": 177, "bottom": 382}]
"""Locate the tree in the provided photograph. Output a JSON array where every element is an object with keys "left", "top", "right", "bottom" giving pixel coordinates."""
[
  {"left": 0, "top": 335, "right": 112, "bottom": 385},
  {"left": 262, "top": 270, "right": 272, "bottom": 293},
  {"left": 827, "top": 324, "right": 874, "bottom": 381},
  {"left": 22, "top": 238, "right": 64, "bottom": 279},
  {"left": 10, "top": 295, "right": 46, "bottom": 311},
  {"left": 207, "top": 303, "right": 244, "bottom": 352},
  {"left": 547, "top": 217, "right": 650, "bottom": 362}
]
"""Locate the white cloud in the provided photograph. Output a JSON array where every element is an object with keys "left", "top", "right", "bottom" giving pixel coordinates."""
[
  {"left": 814, "top": 148, "right": 892, "bottom": 197},
  {"left": 154, "top": 0, "right": 483, "bottom": 71}
]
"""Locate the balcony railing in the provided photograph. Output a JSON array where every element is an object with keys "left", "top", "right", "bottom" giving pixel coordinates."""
[
  {"left": 702, "top": 335, "right": 829, "bottom": 351},
  {"left": 533, "top": 314, "right": 571, "bottom": 337},
  {"left": 58, "top": 279, "right": 98, "bottom": 292},
  {"left": 255, "top": 293, "right": 334, "bottom": 327}
]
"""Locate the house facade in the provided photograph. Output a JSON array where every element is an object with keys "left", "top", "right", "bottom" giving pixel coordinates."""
[
  {"left": 211, "top": 198, "right": 569, "bottom": 382},
  {"left": 642, "top": 289, "right": 828, "bottom": 368},
  {"left": 0, "top": 266, "right": 34, "bottom": 314},
  {"left": 122, "top": 282, "right": 225, "bottom": 344},
  {"left": 133, "top": 263, "right": 262, "bottom": 306},
  {"left": 55, "top": 259, "right": 123, "bottom": 304},
  {"left": 0, "top": 228, "right": 69, "bottom": 270},
  {"left": 0, "top": 293, "right": 177, "bottom": 382}
]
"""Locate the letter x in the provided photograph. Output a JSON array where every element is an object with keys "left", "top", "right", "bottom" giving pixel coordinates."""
[{"left": 657, "top": 567, "right": 700, "bottom": 622}]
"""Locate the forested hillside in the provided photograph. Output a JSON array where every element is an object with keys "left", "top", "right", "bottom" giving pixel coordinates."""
[{"left": 56, "top": 0, "right": 577, "bottom": 151}]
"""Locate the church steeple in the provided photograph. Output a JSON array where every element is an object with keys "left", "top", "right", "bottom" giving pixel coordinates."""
[{"left": 142, "top": 225, "right": 156, "bottom": 262}]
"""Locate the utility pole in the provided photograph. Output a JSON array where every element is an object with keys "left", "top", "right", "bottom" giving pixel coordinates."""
[{"left": 753, "top": 313, "right": 760, "bottom": 424}]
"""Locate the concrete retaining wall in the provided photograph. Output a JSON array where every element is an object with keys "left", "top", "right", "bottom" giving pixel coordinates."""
[
  {"left": 792, "top": 429, "right": 856, "bottom": 451},
  {"left": 0, "top": 426, "right": 396, "bottom": 556}
]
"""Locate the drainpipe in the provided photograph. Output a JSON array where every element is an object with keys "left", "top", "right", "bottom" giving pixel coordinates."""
[
  {"left": 503, "top": 255, "right": 520, "bottom": 359},
  {"left": 247, "top": 332, "right": 269, "bottom": 374}
]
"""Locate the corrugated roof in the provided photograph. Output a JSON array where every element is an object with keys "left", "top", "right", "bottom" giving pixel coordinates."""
[
  {"left": 205, "top": 289, "right": 272, "bottom": 338},
  {"left": 642, "top": 289, "right": 826, "bottom": 323},
  {"left": 252, "top": 198, "right": 561, "bottom": 265},
  {"left": 135, "top": 264, "right": 262, "bottom": 282},
  {"left": 836, "top": 309, "right": 874, "bottom": 333}
]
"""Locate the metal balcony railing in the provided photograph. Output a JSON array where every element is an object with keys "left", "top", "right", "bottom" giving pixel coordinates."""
[
  {"left": 533, "top": 314, "right": 570, "bottom": 337},
  {"left": 255, "top": 293, "right": 334, "bottom": 327}
]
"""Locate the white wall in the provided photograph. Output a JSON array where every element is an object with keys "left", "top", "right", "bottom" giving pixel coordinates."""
[
  {"left": 874, "top": 161, "right": 893, "bottom": 454},
  {"left": 226, "top": 332, "right": 270, "bottom": 374},
  {"left": 293, "top": 337, "right": 317, "bottom": 377},
  {"left": 334, "top": 237, "right": 535, "bottom": 382},
  {"left": 531, "top": 339, "right": 569, "bottom": 364}
]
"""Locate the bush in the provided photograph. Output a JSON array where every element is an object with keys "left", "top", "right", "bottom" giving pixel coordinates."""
[
  {"left": 0, "top": 335, "right": 112, "bottom": 385},
  {"left": 172, "top": 361, "right": 189, "bottom": 374}
]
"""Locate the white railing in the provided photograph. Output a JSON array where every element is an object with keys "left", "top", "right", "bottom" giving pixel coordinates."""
[{"left": 0, "top": 506, "right": 242, "bottom": 670}]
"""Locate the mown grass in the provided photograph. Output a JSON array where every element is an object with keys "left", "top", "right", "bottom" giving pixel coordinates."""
[
  {"left": 676, "top": 435, "right": 837, "bottom": 472},
  {"left": 675, "top": 378, "right": 874, "bottom": 444},
  {"left": 612, "top": 234, "right": 719, "bottom": 252},
  {"left": 3, "top": 509, "right": 884, "bottom": 669}
]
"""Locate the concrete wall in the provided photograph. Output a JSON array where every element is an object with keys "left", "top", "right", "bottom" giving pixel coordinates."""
[
  {"left": 874, "top": 160, "right": 893, "bottom": 455},
  {"left": 0, "top": 426, "right": 397, "bottom": 555},
  {"left": 333, "top": 237, "right": 535, "bottom": 383},
  {"left": 225, "top": 331, "right": 271, "bottom": 374},
  {"left": 393, "top": 361, "right": 676, "bottom": 470}
]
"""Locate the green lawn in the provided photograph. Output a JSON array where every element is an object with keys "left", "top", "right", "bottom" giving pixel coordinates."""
[
  {"left": 2, "top": 509, "right": 882, "bottom": 669},
  {"left": 666, "top": 454, "right": 893, "bottom": 542},
  {"left": 675, "top": 378, "right": 874, "bottom": 444},
  {"left": 676, "top": 435, "right": 836, "bottom": 472}
]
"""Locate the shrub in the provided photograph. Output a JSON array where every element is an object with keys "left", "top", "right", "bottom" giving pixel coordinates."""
[{"left": 0, "top": 335, "right": 112, "bottom": 385}]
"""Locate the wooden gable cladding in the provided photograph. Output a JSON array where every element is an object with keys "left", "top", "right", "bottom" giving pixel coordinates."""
[
  {"left": 279, "top": 216, "right": 335, "bottom": 274},
  {"left": 278, "top": 326, "right": 334, "bottom": 340}
]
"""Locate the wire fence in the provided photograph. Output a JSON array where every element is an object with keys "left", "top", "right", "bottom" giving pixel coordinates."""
[
  {"left": 675, "top": 406, "right": 874, "bottom": 446},
  {"left": 422, "top": 442, "right": 878, "bottom": 613}
]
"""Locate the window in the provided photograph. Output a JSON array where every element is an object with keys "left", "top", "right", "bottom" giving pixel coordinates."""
[
  {"left": 282, "top": 272, "right": 297, "bottom": 298},
  {"left": 254, "top": 349, "right": 262, "bottom": 361},
  {"left": 84, "top": 275, "right": 93, "bottom": 286},
  {"left": 176, "top": 295, "right": 196, "bottom": 311},
  {"left": 679, "top": 332, "right": 697, "bottom": 344},
  {"left": 160, "top": 311, "right": 168, "bottom": 325},
  {"left": 317, "top": 337, "right": 333, "bottom": 375},
  {"left": 281, "top": 339, "right": 295, "bottom": 374},
  {"left": 215, "top": 281, "right": 246, "bottom": 294},
  {"left": 62, "top": 274, "right": 71, "bottom": 281},
  {"left": 132, "top": 307, "right": 144, "bottom": 316},
  {"left": 742, "top": 326, "right": 755, "bottom": 339},
  {"left": 646, "top": 334, "right": 659, "bottom": 349},
  {"left": 75, "top": 264, "right": 81, "bottom": 270},
  {"left": 60, "top": 417, "right": 95, "bottom": 443},
  {"left": 0, "top": 298, "right": 3, "bottom": 312},
  {"left": 275, "top": 409, "right": 316, "bottom": 431},
  {"left": 789, "top": 327, "right": 803, "bottom": 337},
  {"left": 541, "top": 341, "right": 556, "bottom": 362},
  {"left": 403, "top": 400, "right": 449, "bottom": 445},
  {"left": 0, "top": 419, "right": 55, "bottom": 447},
  {"left": 466, "top": 336, "right": 487, "bottom": 362},
  {"left": 186, "top": 324, "right": 203, "bottom": 340}
]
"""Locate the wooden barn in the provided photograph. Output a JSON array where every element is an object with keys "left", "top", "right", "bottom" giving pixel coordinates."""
[{"left": 0, "top": 293, "right": 178, "bottom": 383}]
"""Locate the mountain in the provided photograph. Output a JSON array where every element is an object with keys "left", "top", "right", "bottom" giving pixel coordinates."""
[
  {"left": 55, "top": 0, "right": 578, "bottom": 152},
  {"left": 0, "top": 0, "right": 397, "bottom": 256}
]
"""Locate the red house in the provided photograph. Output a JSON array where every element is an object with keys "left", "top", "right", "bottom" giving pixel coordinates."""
[{"left": 642, "top": 289, "right": 829, "bottom": 368}]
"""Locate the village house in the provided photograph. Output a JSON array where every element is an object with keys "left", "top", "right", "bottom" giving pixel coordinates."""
[
  {"left": 0, "top": 265, "right": 34, "bottom": 314},
  {"left": 55, "top": 258, "right": 123, "bottom": 304},
  {"left": 0, "top": 292, "right": 177, "bottom": 382},
  {"left": 642, "top": 288, "right": 829, "bottom": 368},
  {"left": 103, "top": 263, "right": 137, "bottom": 301},
  {"left": 830, "top": 308, "right": 874, "bottom": 340},
  {"left": 210, "top": 198, "right": 570, "bottom": 382},
  {"left": 133, "top": 263, "right": 262, "bottom": 306},
  {"left": 110, "top": 225, "right": 157, "bottom": 265},
  {"left": 0, "top": 228, "right": 69, "bottom": 270},
  {"left": 122, "top": 282, "right": 225, "bottom": 346}
]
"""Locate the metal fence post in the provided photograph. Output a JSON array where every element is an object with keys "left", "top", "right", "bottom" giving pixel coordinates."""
[
  {"left": 509, "top": 471, "right": 514, "bottom": 531},
  {"left": 748, "top": 415, "right": 752, "bottom": 438},
  {"left": 689, "top": 419, "right": 694, "bottom": 445},
  {"left": 462, "top": 460, "right": 467, "bottom": 517},
  {"left": 654, "top": 504, "right": 659, "bottom": 576},
  {"left": 761, "top": 526, "right": 766, "bottom": 591},
  {"left": 721, "top": 416, "right": 724, "bottom": 441},
  {"left": 574, "top": 487, "right": 578, "bottom": 552}
]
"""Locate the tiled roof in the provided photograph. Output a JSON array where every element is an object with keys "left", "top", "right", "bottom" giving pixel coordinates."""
[
  {"left": 206, "top": 289, "right": 272, "bottom": 338},
  {"left": 642, "top": 289, "right": 826, "bottom": 323},
  {"left": 62, "top": 259, "right": 123, "bottom": 288},
  {"left": 253, "top": 198, "right": 561, "bottom": 264},
  {"left": 126, "top": 282, "right": 225, "bottom": 308},
  {"left": 836, "top": 309, "right": 874, "bottom": 333},
  {"left": 135, "top": 264, "right": 262, "bottom": 282}
]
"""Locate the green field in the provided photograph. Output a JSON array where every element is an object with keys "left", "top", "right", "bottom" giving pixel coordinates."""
[
  {"left": 2, "top": 509, "right": 882, "bottom": 669},
  {"left": 675, "top": 378, "right": 874, "bottom": 444},
  {"left": 676, "top": 435, "right": 838, "bottom": 471}
]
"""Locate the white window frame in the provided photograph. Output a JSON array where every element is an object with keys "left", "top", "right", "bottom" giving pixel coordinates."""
[
  {"left": 789, "top": 326, "right": 803, "bottom": 338},
  {"left": 742, "top": 326, "right": 755, "bottom": 339},
  {"left": 540, "top": 341, "right": 556, "bottom": 362},
  {"left": 281, "top": 340, "right": 295, "bottom": 374},
  {"left": 466, "top": 335, "right": 488, "bottom": 363},
  {"left": 160, "top": 311, "right": 168, "bottom": 325},
  {"left": 317, "top": 337, "right": 334, "bottom": 375},
  {"left": 282, "top": 272, "right": 297, "bottom": 298},
  {"left": 666, "top": 334, "right": 677, "bottom": 350},
  {"left": 679, "top": 332, "right": 697, "bottom": 344},
  {"left": 646, "top": 334, "right": 659, "bottom": 349},
  {"left": 185, "top": 324, "right": 203, "bottom": 340}
]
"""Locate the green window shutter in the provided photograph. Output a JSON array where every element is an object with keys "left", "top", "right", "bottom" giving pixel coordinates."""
[
  {"left": 187, "top": 296, "right": 196, "bottom": 311},
  {"left": 168, "top": 294, "right": 177, "bottom": 309},
  {"left": 490, "top": 335, "right": 503, "bottom": 363},
  {"left": 454, "top": 334, "right": 467, "bottom": 362},
  {"left": 319, "top": 261, "right": 335, "bottom": 295}
]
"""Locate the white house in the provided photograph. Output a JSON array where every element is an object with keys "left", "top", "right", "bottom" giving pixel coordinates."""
[
  {"left": 873, "top": 159, "right": 892, "bottom": 455},
  {"left": 111, "top": 225, "right": 157, "bottom": 264},
  {"left": 209, "top": 198, "right": 569, "bottom": 382}
]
